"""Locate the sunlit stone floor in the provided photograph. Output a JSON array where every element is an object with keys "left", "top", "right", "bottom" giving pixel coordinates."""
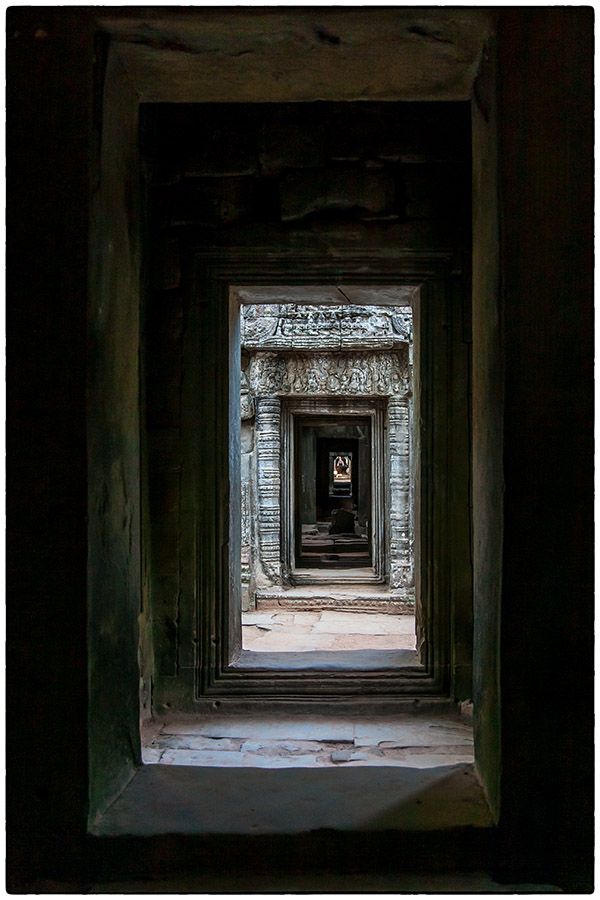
[
  {"left": 141, "top": 711, "right": 475, "bottom": 771},
  {"left": 242, "top": 610, "right": 416, "bottom": 652}
]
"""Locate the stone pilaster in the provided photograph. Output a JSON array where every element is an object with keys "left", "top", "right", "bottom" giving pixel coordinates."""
[
  {"left": 388, "top": 395, "right": 413, "bottom": 593},
  {"left": 255, "top": 397, "right": 282, "bottom": 584}
]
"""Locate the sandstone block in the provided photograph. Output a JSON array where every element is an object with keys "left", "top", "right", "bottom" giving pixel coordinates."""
[
  {"left": 260, "top": 122, "right": 325, "bottom": 174},
  {"left": 152, "top": 574, "right": 179, "bottom": 677},
  {"left": 182, "top": 127, "right": 259, "bottom": 177},
  {"left": 147, "top": 161, "right": 182, "bottom": 186},
  {"left": 153, "top": 238, "right": 180, "bottom": 290},
  {"left": 155, "top": 177, "right": 257, "bottom": 227},
  {"left": 402, "top": 162, "right": 463, "bottom": 219},
  {"left": 280, "top": 166, "right": 396, "bottom": 221}
]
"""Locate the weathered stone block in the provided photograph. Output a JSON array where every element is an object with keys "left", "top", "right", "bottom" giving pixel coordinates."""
[
  {"left": 149, "top": 468, "right": 180, "bottom": 517},
  {"left": 148, "top": 429, "right": 182, "bottom": 471},
  {"left": 182, "top": 127, "right": 259, "bottom": 177},
  {"left": 148, "top": 482, "right": 179, "bottom": 570},
  {"left": 152, "top": 238, "right": 180, "bottom": 290},
  {"left": 325, "top": 116, "right": 374, "bottom": 161},
  {"left": 146, "top": 160, "right": 182, "bottom": 187},
  {"left": 241, "top": 303, "right": 411, "bottom": 352},
  {"left": 402, "top": 162, "right": 464, "bottom": 219},
  {"left": 152, "top": 574, "right": 180, "bottom": 677},
  {"left": 160, "top": 178, "right": 257, "bottom": 227},
  {"left": 150, "top": 521, "right": 179, "bottom": 577},
  {"left": 146, "top": 292, "right": 183, "bottom": 342},
  {"left": 147, "top": 390, "right": 181, "bottom": 430},
  {"left": 260, "top": 122, "right": 325, "bottom": 174},
  {"left": 402, "top": 164, "right": 433, "bottom": 201},
  {"left": 280, "top": 166, "right": 396, "bottom": 221},
  {"left": 146, "top": 360, "right": 182, "bottom": 428},
  {"left": 405, "top": 198, "right": 436, "bottom": 219}
]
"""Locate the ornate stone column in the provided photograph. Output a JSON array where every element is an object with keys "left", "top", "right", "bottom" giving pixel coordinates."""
[
  {"left": 388, "top": 395, "right": 413, "bottom": 592},
  {"left": 255, "top": 396, "right": 282, "bottom": 584}
]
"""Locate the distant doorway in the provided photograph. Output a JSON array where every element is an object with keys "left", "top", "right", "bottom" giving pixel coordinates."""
[
  {"left": 281, "top": 397, "right": 387, "bottom": 585},
  {"left": 295, "top": 417, "right": 372, "bottom": 569}
]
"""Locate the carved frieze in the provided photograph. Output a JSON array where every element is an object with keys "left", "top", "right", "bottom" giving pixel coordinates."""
[
  {"left": 257, "top": 597, "right": 414, "bottom": 613},
  {"left": 241, "top": 304, "right": 412, "bottom": 351},
  {"left": 244, "top": 350, "right": 410, "bottom": 398}
]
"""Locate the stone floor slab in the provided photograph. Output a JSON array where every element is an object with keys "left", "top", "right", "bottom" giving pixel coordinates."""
[
  {"left": 154, "top": 735, "right": 243, "bottom": 751},
  {"left": 94, "top": 761, "right": 490, "bottom": 835},
  {"left": 330, "top": 634, "right": 414, "bottom": 650},
  {"left": 160, "top": 748, "right": 323, "bottom": 768},
  {"left": 162, "top": 716, "right": 357, "bottom": 742},
  {"left": 247, "top": 632, "right": 343, "bottom": 652},
  {"left": 271, "top": 612, "right": 297, "bottom": 623},
  {"left": 354, "top": 722, "right": 472, "bottom": 748},
  {"left": 242, "top": 610, "right": 416, "bottom": 651},
  {"left": 240, "top": 612, "right": 276, "bottom": 626},
  {"left": 313, "top": 619, "right": 401, "bottom": 635}
]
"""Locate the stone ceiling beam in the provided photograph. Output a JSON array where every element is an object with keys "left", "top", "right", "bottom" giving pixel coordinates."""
[
  {"left": 235, "top": 286, "right": 418, "bottom": 307},
  {"left": 102, "top": 9, "right": 493, "bottom": 103}
]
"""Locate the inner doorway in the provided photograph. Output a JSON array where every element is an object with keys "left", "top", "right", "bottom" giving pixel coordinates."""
[
  {"left": 295, "top": 417, "right": 372, "bottom": 570},
  {"left": 238, "top": 292, "right": 416, "bottom": 657}
]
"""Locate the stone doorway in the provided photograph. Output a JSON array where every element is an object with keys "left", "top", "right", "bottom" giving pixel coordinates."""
[
  {"left": 239, "top": 294, "right": 415, "bottom": 652},
  {"left": 281, "top": 397, "right": 387, "bottom": 586},
  {"left": 294, "top": 416, "right": 372, "bottom": 570}
]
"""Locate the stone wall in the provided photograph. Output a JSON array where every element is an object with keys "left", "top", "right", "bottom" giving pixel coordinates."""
[{"left": 143, "top": 103, "right": 470, "bottom": 237}]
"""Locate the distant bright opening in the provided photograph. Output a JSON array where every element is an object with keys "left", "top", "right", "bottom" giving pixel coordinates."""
[{"left": 238, "top": 290, "right": 416, "bottom": 655}]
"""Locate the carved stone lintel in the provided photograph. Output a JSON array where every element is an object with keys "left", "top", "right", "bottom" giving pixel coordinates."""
[
  {"left": 241, "top": 303, "right": 412, "bottom": 352},
  {"left": 245, "top": 350, "right": 409, "bottom": 398}
]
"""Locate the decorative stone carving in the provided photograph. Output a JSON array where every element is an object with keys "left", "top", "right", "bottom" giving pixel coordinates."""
[
  {"left": 241, "top": 313, "right": 279, "bottom": 345},
  {"left": 388, "top": 396, "right": 413, "bottom": 590},
  {"left": 241, "top": 303, "right": 412, "bottom": 351},
  {"left": 391, "top": 312, "right": 412, "bottom": 341},
  {"left": 240, "top": 369, "right": 255, "bottom": 420},
  {"left": 242, "top": 303, "right": 414, "bottom": 608},
  {"left": 255, "top": 397, "right": 282, "bottom": 584},
  {"left": 257, "top": 596, "right": 414, "bottom": 614},
  {"left": 240, "top": 480, "right": 251, "bottom": 581},
  {"left": 244, "top": 350, "right": 410, "bottom": 398}
]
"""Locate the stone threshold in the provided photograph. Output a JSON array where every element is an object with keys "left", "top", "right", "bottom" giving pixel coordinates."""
[
  {"left": 255, "top": 583, "right": 414, "bottom": 613},
  {"left": 93, "top": 762, "right": 490, "bottom": 836},
  {"left": 95, "top": 711, "right": 490, "bottom": 837},
  {"left": 233, "top": 647, "right": 418, "bottom": 670}
]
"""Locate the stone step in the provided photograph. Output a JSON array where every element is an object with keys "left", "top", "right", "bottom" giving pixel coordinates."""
[{"left": 255, "top": 584, "right": 414, "bottom": 613}]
